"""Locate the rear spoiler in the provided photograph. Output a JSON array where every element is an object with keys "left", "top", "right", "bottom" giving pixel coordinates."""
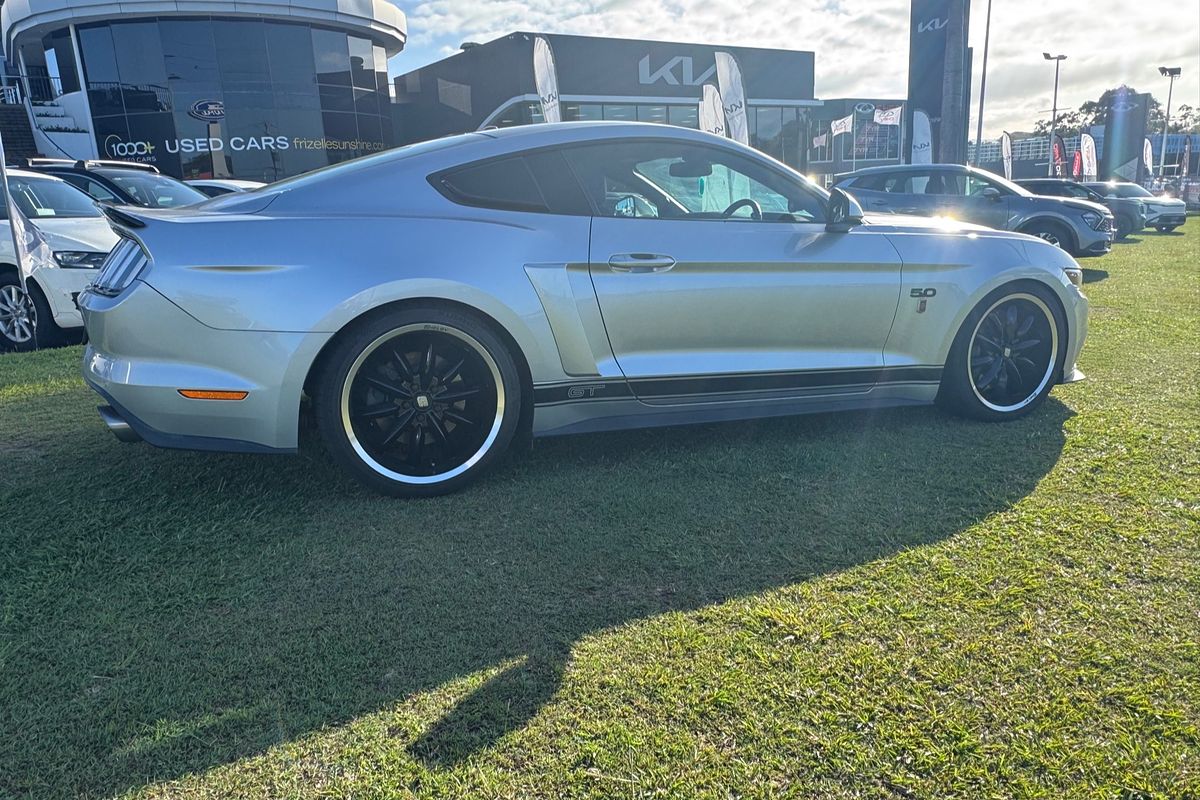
[{"left": 101, "top": 205, "right": 146, "bottom": 229}]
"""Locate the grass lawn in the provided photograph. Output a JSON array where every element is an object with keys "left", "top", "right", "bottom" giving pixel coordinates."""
[{"left": 1, "top": 220, "right": 1198, "bottom": 799}]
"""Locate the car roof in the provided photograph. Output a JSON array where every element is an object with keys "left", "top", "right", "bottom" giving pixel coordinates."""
[
  {"left": 4, "top": 168, "right": 66, "bottom": 181},
  {"left": 841, "top": 163, "right": 973, "bottom": 177}
]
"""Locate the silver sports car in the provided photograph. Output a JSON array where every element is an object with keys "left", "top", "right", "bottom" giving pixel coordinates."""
[{"left": 80, "top": 122, "right": 1088, "bottom": 496}]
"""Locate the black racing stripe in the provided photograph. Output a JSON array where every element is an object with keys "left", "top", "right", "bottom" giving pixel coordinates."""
[{"left": 534, "top": 366, "right": 942, "bottom": 406}]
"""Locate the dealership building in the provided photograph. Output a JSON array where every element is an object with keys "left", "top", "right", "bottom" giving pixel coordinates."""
[
  {"left": 392, "top": 32, "right": 904, "bottom": 180},
  {"left": 0, "top": 0, "right": 406, "bottom": 180},
  {"left": 0, "top": 7, "right": 916, "bottom": 181}
]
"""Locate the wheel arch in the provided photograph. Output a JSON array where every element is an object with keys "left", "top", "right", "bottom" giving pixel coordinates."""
[
  {"left": 1016, "top": 216, "right": 1079, "bottom": 253},
  {"left": 301, "top": 296, "right": 536, "bottom": 440}
]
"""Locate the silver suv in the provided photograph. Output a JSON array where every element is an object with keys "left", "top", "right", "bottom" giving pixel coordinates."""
[{"left": 836, "top": 164, "right": 1115, "bottom": 257}]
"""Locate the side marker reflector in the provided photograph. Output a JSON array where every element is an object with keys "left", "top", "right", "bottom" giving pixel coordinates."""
[{"left": 178, "top": 389, "right": 249, "bottom": 401}]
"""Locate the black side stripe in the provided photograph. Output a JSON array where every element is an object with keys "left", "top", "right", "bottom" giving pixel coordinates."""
[{"left": 534, "top": 366, "right": 943, "bottom": 406}]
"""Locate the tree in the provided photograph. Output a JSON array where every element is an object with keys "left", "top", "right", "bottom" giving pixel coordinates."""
[{"left": 1032, "top": 85, "right": 1200, "bottom": 136}]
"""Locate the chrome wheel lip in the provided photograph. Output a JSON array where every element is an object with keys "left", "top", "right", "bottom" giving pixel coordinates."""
[
  {"left": 339, "top": 323, "right": 505, "bottom": 485},
  {"left": 0, "top": 284, "right": 36, "bottom": 344},
  {"left": 967, "top": 293, "right": 1058, "bottom": 413}
]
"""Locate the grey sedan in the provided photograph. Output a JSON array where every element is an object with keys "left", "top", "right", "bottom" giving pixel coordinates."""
[
  {"left": 836, "top": 164, "right": 1115, "bottom": 257},
  {"left": 80, "top": 123, "right": 1089, "bottom": 496}
]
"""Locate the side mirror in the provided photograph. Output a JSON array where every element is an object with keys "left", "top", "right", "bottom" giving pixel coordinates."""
[
  {"left": 826, "top": 187, "right": 864, "bottom": 232},
  {"left": 980, "top": 186, "right": 1002, "bottom": 201}
]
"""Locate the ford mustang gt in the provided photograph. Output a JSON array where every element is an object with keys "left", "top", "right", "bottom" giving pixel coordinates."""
[{"left": 80, "top": 122, "right": 1088, "bottom": 496}]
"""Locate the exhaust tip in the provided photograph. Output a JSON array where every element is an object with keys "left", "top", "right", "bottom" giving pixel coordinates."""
[{"left": 98, "top": 405, "right": 142, "bottom": 443}]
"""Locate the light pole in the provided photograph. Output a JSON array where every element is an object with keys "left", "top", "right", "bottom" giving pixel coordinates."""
[
  {"left": 972, "top": 0, "right": 993, "bottom": 165},
  {"left": 1158, "top": 66, "right": 1181, "bottom": 178},
  {"left": 1044, "top": 53, "right": 1067, "bottom": 176}
]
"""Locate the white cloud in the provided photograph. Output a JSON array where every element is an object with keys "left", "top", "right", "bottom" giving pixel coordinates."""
[{"left": 392, "top": 0, "right": 1200, "bottom": 139}]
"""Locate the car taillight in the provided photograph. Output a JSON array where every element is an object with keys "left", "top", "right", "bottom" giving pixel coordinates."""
[{"left": 90, "top": 238, "right": 149, "bottom": 296}]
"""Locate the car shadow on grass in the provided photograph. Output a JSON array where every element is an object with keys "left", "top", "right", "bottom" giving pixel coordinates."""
[
  {"left": 1082, "top": 268, "right": 1109, "bottom": 284},
  {"left": 0, "top": 393, "right": 1073, "bottom": 796}
]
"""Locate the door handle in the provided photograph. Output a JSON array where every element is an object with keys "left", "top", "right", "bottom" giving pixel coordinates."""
[{"left": 608, "top": 253, "right": 676, "bottom": 273}]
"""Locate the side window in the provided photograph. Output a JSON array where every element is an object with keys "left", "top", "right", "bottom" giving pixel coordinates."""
[
  {"left": 850, "top": 173, "right": 890, "bottom": 192},
  {"left": 63, "top": 175, "right": 118, "bottom": 202},
  {"left": 965, "top": 174, "right": 1004, "bottom": 196},
  {"left": 562, "top": 140, "right": 826, "bottom": 222},
  {"left": 434, "top": 157, "right": 548, "bottom": 213}
]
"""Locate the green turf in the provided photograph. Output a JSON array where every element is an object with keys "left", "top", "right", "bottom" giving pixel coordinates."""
[{"left": 1, "top": 221, "right": 1197, "bottom": 799}]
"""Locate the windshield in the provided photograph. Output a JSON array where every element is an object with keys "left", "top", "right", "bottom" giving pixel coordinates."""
[
  {"left": 99, "top": 170, "right": 207, "bottom": 208},
  {"left": 6, "top": 175, "right": 102, "bottom": 218}
]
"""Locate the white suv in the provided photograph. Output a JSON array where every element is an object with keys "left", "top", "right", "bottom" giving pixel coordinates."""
[{"left": 0, "top": 169, "right": 119, "bottom": 351}]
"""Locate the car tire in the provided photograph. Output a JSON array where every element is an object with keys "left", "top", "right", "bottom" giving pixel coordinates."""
[
  {"left": 937, "top": 282, "right": 1067, "bottom": 422},
  {"left": 313, "top": 305, "right": 523, "bottom": 497},
  {"left": 1156, "top": 225, "right": 1178, "bottom": 233},
  {"left": 1021, "top": 219, "right": 1074, "bottom": 252},
  {"left": 0, "top": 274, "right": 64, "bottom": 352},
  {"left": 1115, "top": 213, "right": 1136, "bottom": 240}
]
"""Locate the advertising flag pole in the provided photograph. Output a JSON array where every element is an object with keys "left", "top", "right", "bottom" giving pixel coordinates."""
[
  {"left": 851, "top": 112, "right": 857, "bottom": 173},
  {"left": 0, "top": 130, "right": 25, "bottom": 293}
]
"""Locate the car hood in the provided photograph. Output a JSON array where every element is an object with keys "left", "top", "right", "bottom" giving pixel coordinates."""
[
  {"left": 1037, "top": 196, "right": 1111, "bottom": 215},
  {"left": 1145, "top": 196, "right": 1186, "bottom": 208},
  {"left": 32, "top": 216, "right": 121, "bottom": 253},
  {"left": 862, "top": 213, "right": 995, "bottom": 233}
]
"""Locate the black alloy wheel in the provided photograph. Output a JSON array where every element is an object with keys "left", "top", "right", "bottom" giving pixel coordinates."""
[{"left": 315, "top": 307, "right": 523, "bottom": 496}]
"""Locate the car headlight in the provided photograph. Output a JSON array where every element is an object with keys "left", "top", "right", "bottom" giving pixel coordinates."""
[
  {"left": 1080, "top": 211, "right": 1103, "bottom": 230},
  {"left": 1063, "top": 266, "right": 1084, "bottom": 288},
  {"left": 54, "top": 251, "right": 108, "bottom": 269}
]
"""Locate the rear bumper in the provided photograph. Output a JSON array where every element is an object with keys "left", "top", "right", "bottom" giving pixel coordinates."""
[{"left": 79, "top": 281, "right": 328, "bottom": 452}]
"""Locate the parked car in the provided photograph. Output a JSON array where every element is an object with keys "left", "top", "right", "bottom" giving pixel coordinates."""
[
  {"left": 0, "top": 169, "right": 119, "bottom": 351},
  {"left": 80, "top": 122, "right": 1089, "bottom": 496},
  {"left": 186, "top": 179, "right": 267, "bottom": 197},
  {"left": 836, "top": 164, "right": 1115, "bottom": 257},
  {"left": 1082, "top": 181, "right": 1187, "bottom": 232},
  {"left": 24, "top": 159, "right": 208, "bottom": 209},
  {"left": 1017, "top": 178, "right": 1146, "bottom": 239}
]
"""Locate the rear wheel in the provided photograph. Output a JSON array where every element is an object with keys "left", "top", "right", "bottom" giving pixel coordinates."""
[
  {"left": 314, "top": 306, "right": 523, "bottom": 497},
  {"left": 938, "top": 283, "right": 1066, "bottom": 421}
]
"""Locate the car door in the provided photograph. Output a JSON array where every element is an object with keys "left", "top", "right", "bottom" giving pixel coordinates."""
[
  {"left": 562, "top": 139, "right": 903, "bottom": 405},
  {"left": 925, "top": 170, "right": 1012, "bottom": 229},
  {"left": 851, "top": 171, "right": 937, "bottom": 217}
]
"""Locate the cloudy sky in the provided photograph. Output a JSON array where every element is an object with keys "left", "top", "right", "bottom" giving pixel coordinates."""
[{"left": 389, "top": 0, "right": 1199, "bottom": 139}]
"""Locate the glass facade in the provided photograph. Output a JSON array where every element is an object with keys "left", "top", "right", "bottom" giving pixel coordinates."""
[
  {"left": 74, "top": 17, "right": 394, "bottom": 180},
  {"left": 495, "top": 100, "right": 811, "bottom": 170}
]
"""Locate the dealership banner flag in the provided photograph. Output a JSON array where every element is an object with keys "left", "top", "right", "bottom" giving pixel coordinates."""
[
  {"left": 1182, "top": 136, "right": 1192, "bottom": 178},
  {"left": 1080, "top": 133, "right": 1098, "bottom": 179},
  {"left": 874, "top": 106, "right": 902, "bottom": 126},
  {"left": 533, "top": 36, "right": 561, "bottom": 124},
  {"left": 1143, "top": 137, "right": 1154, "bottom": 175},
  {"left": 714, "top": 52, "right": 749, "bottom": 145},
  {"left": 830, "top": 114, "right": 854, "bottom": 138},
  {"left": 911, "top": 109, "right": 933, "bottom": 164},
  {"left": 812, "top": 133, "right": 827, "bottom": 148},
  {"left": 699, "top": 84, "right": 726, "bottom": 138},
  {"left": 0, "top": 131, "right": 48, "bottom": 294},
  {"left": 1000, "top": 131, "right": 1013, "bottom": 180},
  {"left": 1052, "top": 134, "right": 1067, "bottom": 177},
  {"left": 1072, "top": 150, "right": 1082, "bottom": 179}
]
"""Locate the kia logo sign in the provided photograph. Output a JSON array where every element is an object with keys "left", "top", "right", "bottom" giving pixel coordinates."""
[
  {"left": 854, "top": 102, "right": 875, "bottom": 114},
  {"left": 188, "top": 99, "right": 225, "bottom": 121},
  {"left": 917, "top": 17, "right": 948, "bottom": 33},
  {"left": 638, "top": 55, "right": 716, "bottom": 86}
]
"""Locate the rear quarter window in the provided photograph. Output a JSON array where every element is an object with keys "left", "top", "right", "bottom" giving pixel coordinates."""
[{"left": 434, "top": 157, "right": 548, "bottom": 213}]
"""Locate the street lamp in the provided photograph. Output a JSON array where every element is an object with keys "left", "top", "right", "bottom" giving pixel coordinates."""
[
  {"left": 1158, "top": 66, "right": 1182, "bottom": 178},
  {"left": 1044, "top": 53, "right": 1067, "bottom": 177}
]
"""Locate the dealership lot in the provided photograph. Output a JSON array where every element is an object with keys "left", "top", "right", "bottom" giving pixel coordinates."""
[{"left": 1, "top": 222, "right": 1197, "bottom": 796}]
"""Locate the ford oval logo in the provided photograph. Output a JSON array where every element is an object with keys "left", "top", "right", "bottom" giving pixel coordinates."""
[{"left": 188, "top": 100, "right": 225, "bottom": 121}]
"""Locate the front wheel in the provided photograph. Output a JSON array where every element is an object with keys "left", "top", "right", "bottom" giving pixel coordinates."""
[
  {"left": 1156, "top": 225, "right": 1179, "bottom": 233},
  {"left": 314, "top": 306, "right": 523, "bottom": 497},
  {"left": 0, "top": 274, "right": 64, "bottom": 352},
  {"left": 1114, "top": 213, "right": 1135, "bottom": 240},
  {"left": 1021, "top": 220, "right": 1073, "bottom": 252},
  {"left": 938, "top": 284, "right": 1067, "bottom": 422}
]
